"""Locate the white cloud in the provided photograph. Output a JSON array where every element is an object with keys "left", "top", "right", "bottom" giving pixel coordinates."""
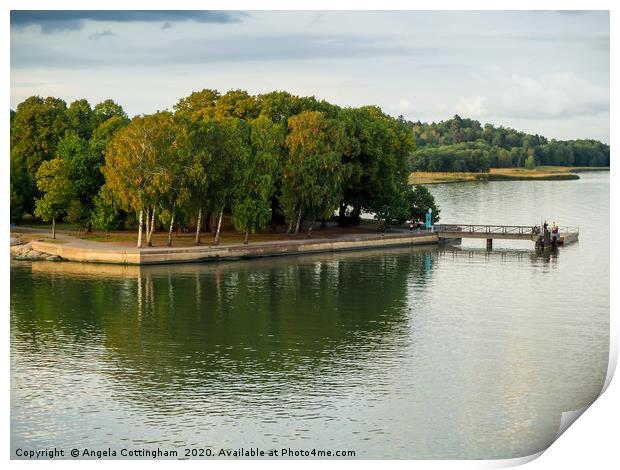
[
  {"left": 496, "top": 72, "right": 609, "bottom": 119},
  {"left": 390, "top": 98, "right": 411, "bottom": 112},
  {"left": 454, "top": 96, "right": 488, "bottom": 118}
]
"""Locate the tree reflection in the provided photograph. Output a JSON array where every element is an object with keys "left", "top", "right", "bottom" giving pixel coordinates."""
[{"left": 11, "top": 247, "right": 437, "bottom": 411}]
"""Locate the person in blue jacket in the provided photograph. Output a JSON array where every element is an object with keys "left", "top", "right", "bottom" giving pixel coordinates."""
[{"left": 425, "top": 208, "right": 433, "bottom": 231}]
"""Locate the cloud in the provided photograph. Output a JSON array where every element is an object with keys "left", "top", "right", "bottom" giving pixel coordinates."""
[
  {"left": 497, "top": 73, "right": 608, "bottom": 119},
  {"left": 390, "top": 98, "right": 411, "bottom": 112},
  {"left": 11, "top": 10, "right": 248, "bottom": 33},
  {"left": 454, "top": 96, "right": 487, "bottom": 118},
  {"left": 89, "top": 30, "right": 116, "bottom": 41},
  {"left": 11, "top": 33, "right": 437, "bottom": 69}
]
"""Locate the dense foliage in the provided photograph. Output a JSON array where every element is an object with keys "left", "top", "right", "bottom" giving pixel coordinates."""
[
  {"left": 11, "top": 90, "right": 430, "bottom": 244},
  {"left": 409, "top": 115, "right": 610, "bottom": 172}
]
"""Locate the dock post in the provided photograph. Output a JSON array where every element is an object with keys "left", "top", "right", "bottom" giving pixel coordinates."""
[{"left": 486, "top": 238, "right": 493, "bottom": 250}]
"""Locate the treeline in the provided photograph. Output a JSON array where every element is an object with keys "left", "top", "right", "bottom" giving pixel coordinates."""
[
  {"left": 409, "top": 115, "right": 610, "bottom": 172},
  {"left": 11, "top": 90, "right": 437, "bottom": 246}
]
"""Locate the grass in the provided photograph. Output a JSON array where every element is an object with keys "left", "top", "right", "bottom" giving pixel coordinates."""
[
  {"left": 408, "top": 165, "right": 606, "bottom": 184},
  {"left": 409, "top": 172, "right": 483, "bottom": 184}
]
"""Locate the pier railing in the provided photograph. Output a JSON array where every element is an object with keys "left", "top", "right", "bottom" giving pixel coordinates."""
[{"left": 435, "top": 224, "right": 579, "bottom": 236}]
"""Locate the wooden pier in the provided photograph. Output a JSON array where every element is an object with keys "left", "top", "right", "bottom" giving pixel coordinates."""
[{"left": 434, "top": 224, "right": 579, "bottom": 249}]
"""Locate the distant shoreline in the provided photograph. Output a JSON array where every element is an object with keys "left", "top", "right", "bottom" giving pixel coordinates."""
[{"left": 409, "top": 166, "right": 609, "bottom": 185}]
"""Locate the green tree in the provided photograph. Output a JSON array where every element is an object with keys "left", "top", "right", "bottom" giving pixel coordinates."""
[
  {"left": 93, "top": 99, "right": 128, "bottom": 125},
  {"left": 372, "top": 184, "right": 411, "bottom": 230},
  {"left": 231, "top": 116, "right": 283, "bottom": 244},
  {"left": 90, "top": 190, "right": 121, "bottom": 238},
  {"left": 67, "top": 99, "right": 96, "bottom": 140},
  {"left": 102, "top": 112, "right": 180, "bottom": 248},
  {"left": 33, "top": 158, "right": 74, "bottom": 239},
  {"left": 174, "top": 89, "right": 219, "bottom": 122},
  {"left": 409, "top": 185, "right": 440, "bottom": 224},
  {"left": 66, "top": 199, "right": 90, "bottom": 235},
  {"left": 215, "top": 89, "right": 260, "bottom": 120},
  {"left": 524, "top": 154, "right": 536, "bottom": 170},
  {"left": 10, "top": 96, "right": 69, "bottom": 214},
  {"left": 284, "top": 111, "right": 346, "bottom": 236}
]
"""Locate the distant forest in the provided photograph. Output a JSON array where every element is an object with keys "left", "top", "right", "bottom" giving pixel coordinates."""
[{"left": 408, "top": 115, "right": 610, "bottom": 172}]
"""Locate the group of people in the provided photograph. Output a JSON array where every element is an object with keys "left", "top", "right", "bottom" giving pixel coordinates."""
[{"left": 532, "top": 220, "right": 560, "bottom": 240}]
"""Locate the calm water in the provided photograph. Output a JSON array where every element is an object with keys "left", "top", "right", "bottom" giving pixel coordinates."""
[{"left": 11, "top": 173, "right": 609, "bottom": 459}]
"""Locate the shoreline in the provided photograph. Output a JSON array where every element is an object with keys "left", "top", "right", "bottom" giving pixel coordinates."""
[
  {"left": 409, "top": 167, "right": 608, "bottom": 185},
  {"left": 11, "top": 231, "right": 440, "bottom": 265}
]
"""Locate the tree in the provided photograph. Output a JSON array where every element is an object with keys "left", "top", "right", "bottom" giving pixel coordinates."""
[
  {"left": 372, "top": 185, "right": 411, "bottom": 230},
  {"left": 102, "top": 112, "right": 181, "bottom": 248},
  {"left": 284, "top": 111, "right": 346, "bottom": 236},
  {"left": 91, "top": 190, "right": 121, "bottom": 238},
  {"left": 93, "top": 99, "right": 128, "bottom": 125},
  {"left": 210, "top": 117, "right": 248, "bottom": 245},
  {"left": 231, "top": 116, "right": 282, "bottom": 244},
  {"left": 66, "top": 199, "right": 91, "bottom": 235},
  {"left": 524, "top": 154, "right": 536, "bottom": 170},
  {"left": 174, "top": 89, "right": 219, "bottom": 122},
  {"left": 67, "top": 99, "right": 96, "bottom": 140},
  {"left": 33, "top": 158, "right": 74, "bottom": 239},
  {"left": 409, "top": 185, "right": 440, "bottom": 224},
  {"left": 56, "top": 130, "right": 102, "bottom": 213},
  {"left": 10, "top": 96, "right": 69, "bottom": 214},
  {"left": 215, "top": 89, "right": 260, "bottom": 120}
]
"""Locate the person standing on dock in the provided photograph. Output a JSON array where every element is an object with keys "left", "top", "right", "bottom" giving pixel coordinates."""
[{"left": 426, "top": 208, "right": 433, "bottom": 232}]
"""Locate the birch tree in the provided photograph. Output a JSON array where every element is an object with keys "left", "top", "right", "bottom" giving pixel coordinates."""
[
  {"left": 231, "top": 116, "right": 282, "bottom": 244},
  {"left": 283, "top": 111, "right": 346, "bottom": 236},
  {"left": 102, "top": 112, "right": 179, "bottom": 248}
]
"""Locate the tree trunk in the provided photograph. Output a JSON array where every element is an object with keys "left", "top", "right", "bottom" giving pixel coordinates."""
[
  {"left": 286, "top": 219, "right": 293, "bottom": 234},
  {"left": 167, "top": 211, "right": 175, "bottom": 247},
  {"left": 244, "top": 229, "right": 249, "bottom": 245},
  {"left": 195, "top": 207, "right": 202, "bottom": 245},
  {"left": 144, "top": 207, "right": 151, "bottom": 243},
  {"left": 52, "top": 217, "right": 56, "bottom": 240},
  {"left": 351, "top": 205, "right": 361, "bottom": 225},
  {"left": 307, "top": 221, "right": 313, "bottom": 238},
  {"left": 205, "top": 210, "right": 212, "bottom": 233},
  {"left": 214, "top": 208, "right": 224, "bottom": 245},
  {"left": 148, "top": 208, "right": 156, "bottom": 246},
  {"left": 338, "top": 202, "right": 347, "bottom": 227},
  {"left": 294, "top": 209, "right": 302, "bottom": 235},
  {"left": 137, "top": 209, "right": 143, "bottom": 248}
]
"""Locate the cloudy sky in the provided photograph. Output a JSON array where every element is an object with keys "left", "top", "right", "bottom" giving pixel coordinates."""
[{"left": 10, "top": 10, "right": 610, "bottom": 142}]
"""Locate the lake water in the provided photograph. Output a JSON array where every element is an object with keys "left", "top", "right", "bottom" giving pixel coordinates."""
[{"left": 10, "top": 172, "right": 609, "bottom": 459}]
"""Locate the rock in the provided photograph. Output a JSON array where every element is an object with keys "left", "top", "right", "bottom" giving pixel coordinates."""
[{"left": 10, "top": 242, "right": 62, "bottom": 261}]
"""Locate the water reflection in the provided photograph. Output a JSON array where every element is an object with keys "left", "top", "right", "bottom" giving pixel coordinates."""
[{"left": 12, "top": 247, "right": 437, "bottom": 416}]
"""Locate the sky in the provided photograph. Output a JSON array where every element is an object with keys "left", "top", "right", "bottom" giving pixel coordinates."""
[{"left": 10, "top": 10, "right": 610, "bottom": 142}]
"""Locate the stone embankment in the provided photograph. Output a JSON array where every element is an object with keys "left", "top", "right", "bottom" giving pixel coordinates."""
[{"left": 10, "top": 231, "right": 439, "bottom": 265}]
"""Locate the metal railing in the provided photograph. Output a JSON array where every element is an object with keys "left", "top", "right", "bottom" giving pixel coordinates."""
[{"left": 435, "top": 224, "right": 579, "bottom": 235}]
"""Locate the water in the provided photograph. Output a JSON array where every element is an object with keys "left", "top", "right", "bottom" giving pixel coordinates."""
[{"left": 10, "top": 173, "right": 609, "bottom": 459}]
